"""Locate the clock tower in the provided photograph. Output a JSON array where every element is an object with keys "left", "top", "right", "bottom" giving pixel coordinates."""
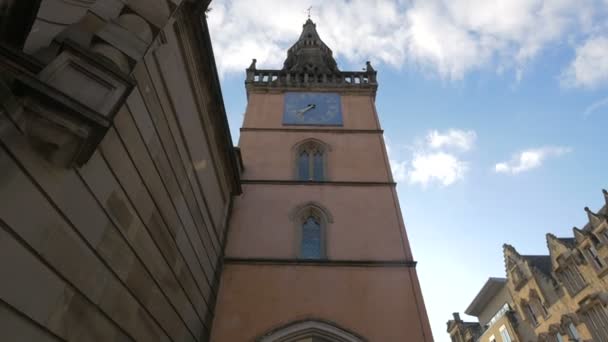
[{"left": 211, "top": 19, "right": 433, "bottom": 341}]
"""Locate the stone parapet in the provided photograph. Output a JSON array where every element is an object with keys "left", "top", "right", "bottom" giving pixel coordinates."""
[{"left": 246, "top": 67, "right": 377, "bottom": 94}]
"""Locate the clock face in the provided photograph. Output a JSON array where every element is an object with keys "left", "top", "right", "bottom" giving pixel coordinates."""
[{"left": 283, "top": 92, "right": 342, "bottom": 126}]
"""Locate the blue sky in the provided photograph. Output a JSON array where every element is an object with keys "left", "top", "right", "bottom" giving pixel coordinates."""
[{"left": 208, "top": 1, "right": 608, "bottom": 340}]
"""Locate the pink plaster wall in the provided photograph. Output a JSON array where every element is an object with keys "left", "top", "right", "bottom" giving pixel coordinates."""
[
  {"left": 226, "top": 184, "right": 410, "bottom": 261},
  {"left": 242, "top": 93, "right": 380, "bottom": 130},
  {"left": 238, "top": 131, "right": 392, "bottom": 182},
  {"left": 212, "top": 89, "right": 433, "bottom": 342},
  {"left": 210, "top": 265, "right": 432, "bottom": 341}
]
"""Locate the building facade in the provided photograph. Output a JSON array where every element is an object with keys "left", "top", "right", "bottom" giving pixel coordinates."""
[
  {"left": 210, "top": 18, "right": 433, "bottom": 342},
  {"left": 448, "top": 190, "right": 608, "bottom": 342},
  {"left": 447, "top": 278, "right": 536, "bottom": 342},
  {"left": 0, "top": 1, "right": 240, "bottom": 341},
  {"left": 1, "top": 2, "right": 433, "bottom": 342}
]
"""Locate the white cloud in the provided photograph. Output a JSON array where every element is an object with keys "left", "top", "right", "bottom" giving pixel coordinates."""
[
  {"left": 409, "top": 152, "right": 468, "bottom": 186},
  {"left": 494, "top": 146, "right": 572, "bottom": 174},
  {"left": 386, "top": 142, "right": 409, "bottom": 182},
  {"left": 391, "top": 159, "right": 409, "bottom": 183},
  {"left": 387, "top": 129, "right": 475, "bottom": 187},
  {"left": 427, "top": 129, "right": 477, "bottom": 151},
  {"left": 561, "top": 36, "right": 608, "bottom": 88},
  {"left": 208, "top": 0, "right": 603, "bottom": 80},
  {"left": 583, "top": 96, "right": 608, "bottom": 117}
]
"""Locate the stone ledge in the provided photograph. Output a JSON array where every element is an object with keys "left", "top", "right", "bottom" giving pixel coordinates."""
[{"left": 0, "top": 41, "right": 134, "bottom": 167}]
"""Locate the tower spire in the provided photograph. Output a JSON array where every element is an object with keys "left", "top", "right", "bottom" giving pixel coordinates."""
[{"left": 282, "top": 18, "right": 339, "bottom": 74}]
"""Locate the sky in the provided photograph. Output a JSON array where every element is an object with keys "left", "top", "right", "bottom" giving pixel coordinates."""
[{"left": 207, "top": 1, "right": 608, "bottom": 340}]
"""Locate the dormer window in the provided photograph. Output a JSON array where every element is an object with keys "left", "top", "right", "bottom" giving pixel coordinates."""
[
  {"left": 558, "top": 264, "right": 587, "bottom": 296},
  {"left": 512, "top": 269, "right": 520, "bottom": 283},
  {"left": 585, "top": 245, "right": 605, "bottom": 270},
  {"left": 510, "top": 265, "right": 525, "bottom": 288},
  {"left": 524, "top": 302, "right": 539, "bottom": 326},
  {"left": 581, "top": 304, "right": 608, "bottom": 341},
  {"left": 522, "top": 293, "right": 548, "bottom": 326},
  {"left": 601, "top": 229, "right": 608, "bottom": 244}
]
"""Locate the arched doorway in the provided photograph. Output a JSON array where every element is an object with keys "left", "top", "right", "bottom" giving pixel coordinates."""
[{"left": 257, "top": 320, "right": 366, "bottom": 342}]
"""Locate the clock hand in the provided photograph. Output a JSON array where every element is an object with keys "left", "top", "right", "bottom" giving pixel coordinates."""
[{"left": 296, "top": 104, "right": 316, "bottom": 117}]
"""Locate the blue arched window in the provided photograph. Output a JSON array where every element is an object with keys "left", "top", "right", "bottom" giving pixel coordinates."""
[
  {"left": 301, "top": 216, "right": 322, "bottom": 259},
  {"left": 292, "top": 203, "right": 331, "bottom": 260},
  {"left": 298, "top": 150, "right": 310, "bottom": 180},
  {"left": 296, "top": 140, "right": 326, "bottom": 181},
  {"left": 313, "top": 150, "right": 324, "bottom": 180}
]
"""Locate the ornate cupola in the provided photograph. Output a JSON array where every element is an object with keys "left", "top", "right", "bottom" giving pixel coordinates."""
[
  {"left": 282, "top": 19, "right": 339, "bottom": 74},
  {"left": 245, "top": 18, "right": 377, "bottom": 95}
]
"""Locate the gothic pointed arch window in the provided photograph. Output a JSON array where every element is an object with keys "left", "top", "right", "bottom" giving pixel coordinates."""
[
  {"left": 301, "top": 214, "right": 322, "bottom": 259},
  {"left": 291, "top": 202, "right": 332, "bottom": 260},
  {"left": 257, "top": 320, "right": 365, "bottom": 342},
  {"left": 295, "top": 139, "right": 329, "bottom": 181}
]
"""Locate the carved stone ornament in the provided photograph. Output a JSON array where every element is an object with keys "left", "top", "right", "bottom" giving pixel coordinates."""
[
  {"left": 0, "top": 41, "right": 133, "bottom": 167},
  {"left": 245, "top": 19, "right": 377, "bottom": 94},
  {"left": 38, "top": 40, "right": 133, "bottom": 117}
]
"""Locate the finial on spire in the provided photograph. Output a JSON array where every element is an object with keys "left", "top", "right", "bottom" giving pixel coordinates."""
[
  {"left": 366, "top": 61, "right": 375, "bottom": 72},
  {"left": 585, "top": 206, "right": 603, "bottom": 228},
  {"left": 306, "top": 6, "right": 312, "bottom": 19}
]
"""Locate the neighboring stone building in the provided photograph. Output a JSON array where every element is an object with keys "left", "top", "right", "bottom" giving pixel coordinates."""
[
  {"left": 448, "top": 190, "right": 608, "bottom": 342},
  {"left": 210, "top": 18, "right": 433, "bottom": 342},
  {"left": 0, "top": 1, "right": 240, "bottom": 341},
  {"left": 447, "top": 312, "right": 483, "bottom": 342},
  {"left": 447, "top": 277, "right": 536, "bottom": 342},
  {"left": 0, "top": 2, "right": 433, "bottom": 342}
]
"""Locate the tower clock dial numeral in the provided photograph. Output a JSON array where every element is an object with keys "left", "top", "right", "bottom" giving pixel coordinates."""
[{"left": 283, "top": 92, "right": 343, "bottom": 126}]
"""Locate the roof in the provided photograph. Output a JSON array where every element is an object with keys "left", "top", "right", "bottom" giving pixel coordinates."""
[
  {"left": 557, "top": 238, "right": 576, "bottom": 248},
  {"left": 523, "top": 255, "right": 552, "bottom": 276},
  {"left": 282, "top": 19, "right": 339, "bottom": 74},
  {"left": 465, "top": 278, "right": 507, "bottom": 316},
  {"left": 582, "top": 192, "right": 607, "bottom": 231}
]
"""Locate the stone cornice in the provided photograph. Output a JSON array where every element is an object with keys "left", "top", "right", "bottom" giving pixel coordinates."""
[
  {"left": 240, "top": 127, "right": 383, "bottom": 134},
  {"left": 0, "top": 43, "right": 43, "bottom": 74},
  {"left": 224, "top": 257, "right": 417, "bottom": 268},
  {"left": 240, "top": 179, "right": 396, "bottom": 187},
  {"left": 179, "top": 2, "right": 242, "bottom": 195},
  {"left": 246, "top": 84, "right": 377, "bottom": 98},
  {"left": 1, "top": 40, "right": 134, "bottom": 167},
  {"left": 12, "top": 73, "right": 111, "bottom": 127}
]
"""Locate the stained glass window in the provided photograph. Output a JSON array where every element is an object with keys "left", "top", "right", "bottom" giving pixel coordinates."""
[{"left": 301, "top": 216, "right": 321, "bottom": 259}]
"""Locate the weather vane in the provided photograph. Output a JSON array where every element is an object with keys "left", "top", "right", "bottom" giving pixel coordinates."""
[{"left": 306, "top": 6, "right": 312, "bottom": 19}]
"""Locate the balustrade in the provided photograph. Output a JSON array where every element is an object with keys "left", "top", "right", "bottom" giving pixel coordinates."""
[{"left": 246, "top": 68, "right": 377, "bottom": 88}]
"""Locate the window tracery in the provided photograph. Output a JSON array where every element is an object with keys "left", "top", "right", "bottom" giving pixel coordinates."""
[
  {"left": 295, "top": 139, "right": 328, "bottom": 181},
  {"left": 291, "top": 202, "right": 332, "bottom": 260}
]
